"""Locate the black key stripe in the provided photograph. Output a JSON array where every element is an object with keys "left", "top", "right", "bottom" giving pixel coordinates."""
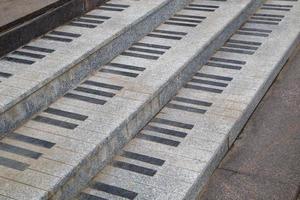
[
  {"left": 133, "top": 42, "right": 171, "bottom": 50},
  {"left": 68, "top": 22, "right": 97, "bottom": 28},
  {"left": 166, "top": 103, "right": 207, "bottom": 114},
  {"left": 174, "top": 14, "right": 206, "bottom": 20},
  {"left": 144, "top": 125, "right": 187, "bottom": 138},
  {"left": 0, "top": 156, "right": 29, "bottom": 171},
  {"left": 168, "top": 17, "right": 202, "bottom": 24},
  {"left": 44, "top": 107, "right": 88, "bottom": 121},
  {"left": 153, "top": 29, "right": 187, "bottom": 36},
  {"left": 49, "top": 30, "right": 81, "bottom": 38},
  {"left": 99, "top": 68, "right": 139, "bottom": 77},
  {"left": 190, "top": 78, "right": 228, "bottom": 87},
  {"left": 225, "top": 43, "right": 258, "bottom": 50},
  {"left": 91, "top": 182, "right": 137, "bottom": 200},
  {"left": 206, "top": 62, "right": 242, "bottom": 70},
  {"left": 74, "top": 86, "right": 115, "bottom": 98},
  {"left": 0, "top": 142, "right": 42, "bottom": 159},
  {"left": 112, "top": 161, "right": 157, "bottom": 176},
  {"left": 64, "top": 93, "right": 106, "bottom": 105},
  {"left": 33, "top": 115, "right": 78, "bottom": 129},
  {"left": 73, "top": 18, "right": 104, "bottom": 24},
  {"left": 83, "top": 80, "right": 122, "bottom": 90},
  {"left": 151, "top": 118, "right": 194, "bottom": 130},
  {"left": 210, "top": 57, "right": 246, "bottom": 65},
  {"left": 147, "top": 33, "right": 182, "bottom": 40},
  {"left": 121, "top": 52, "right": 159, "bottom": 60},
  {"left": 12, "top": 51, "right": 45, "bottom": 59},
  {"left": 83, "top": 14, "right": 111, "bottom": 20},
  {"left": 227, "top": 39, "right": 262, "bottom": 46},
  {"left": 0, "top": 72, "right": 12, "bottom": 78},
  {"left": 108, "top": 63, "right": 145, "bottom": 71},
  {"left": 219, "top": 48, "right": 254, "bottom": 55},
  {"left": 121, "top": 151, "right": 165, "bottom": 166},
  {"left": 195, "top": 72, "right": 233, "bottom": 81},
  {"left": 128, "top": 47, "right": 165, "bottom": 55},
  {"left": 2, "top": 56, "right": 35, "bottom": 65},
  {"left": 7, "top": 132, "right": 55, "bottom": 149},
  {"left": 22, "top": 45, "right": 55, "bottom": 53},
  {"left": 42, "top": 35, "right": 72, "bottom": 43},
  {"left": 136, "top": 134, "right": 180, "bottom": 147},
  {"left": 164, "top": 21, "right": 197, "bottom": 27}
]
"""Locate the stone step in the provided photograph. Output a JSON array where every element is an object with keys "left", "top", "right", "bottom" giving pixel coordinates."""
[
  {"left": 0, "top": 0, "right": 190, "bottom": 136},
  {"left": 0, "top": 0, "right": 263, "bottom": 199},
  {"left": 74, "top": 0, "right": 300, "bottom": 200}
]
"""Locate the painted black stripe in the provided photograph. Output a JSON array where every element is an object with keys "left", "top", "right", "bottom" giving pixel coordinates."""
[
  {"left": 128, "top": 47, "right": 165, "bottom": 55},
  {"left": 22, "top": 45, "right": 55, "bottom": 53},
  {"left": 92, "top": 182, "right": 137, "bottom": 200},
  {"left": 173, "top": 96, "right": 212, "bottom": 106},
  {"left": 247, "top": 20, "right": 278, "bottom": 25},
  {"left": 250, "top": 16, "right": 282, "bottom": 22},
  {"left": 236, "top": 31, "right": 269, "bottom": 37},
  {"left": 83, "top": 14, "right": 110, "bottom": 20},
  {"left": 42, "top": 35, "right": 72, "bottom": 42},
  {"left": 64, "top": 93, "right": 106, "bottom": 105},
  {"left": 219, "top": 48, "right": 254, "bottom": 55},
  {"left": 136, "top": 134, "right": 180, "bottom": 147},
  {"left": 112, "top": 161, "right": 157, "bottom": 176},
  {"left": 44, "top": 107, "right": 88, "bottom": 121},
  {"left": 166, "top": 103, "right": 206, "bottom": 114},
  {"left": 74, "top": 18, "right": 103, "bottom": 24},
  {"left": 104, "top": 3, "right": 129, "bottom": 8},
  {"left": 121, "top": 52, "right": 159, "bottom": 60},
  {"left": 153, "top": 29, "right": 187, "bottom": 36},
  {"left": 225, "top": 43, "right": 258, "bottom": 50},
  {"left": 0, "top": 72, "right": 12, "bottom": 78},
  {"left": 99, "top": 68, "right": 139, "bottom": 77},
  {"left": 227, "top": 39, "right": 262, "bottom": 46},
  {"left": 7, "top": 132, "right": 55, "bottom": 149},
  {"left": 2, "top": 56, "right": 34, "bottom": 64},
  {"left": 33, "top": 115, "right": 78, "bottom": 129},
  {"left": 210, "top": 57, "right": 246, "bottom": 65},
  {"left": 108, "top": 63, "right": 145, "bottom": 71},
  {"left": 133, "top": 42, "right": 171, "bottom": 50},
  {"left": 184, "top": 7, "right": 215, "bottom": 12},
  {"left": 174, "top": 14, "right": 206, "bottom": 19},
  {"left": 0, "top": 156, "right": 29, "bottom": 171},
  {"left": 68, "top": 22, "right": 97, "bottom": 28},
  {"left": 147, "top": 33, "right": 182, "bottom": 40},
  {"left": 190, "top": 78, "right": 228, "bottom": 87},
  {"left": 12, "top": 51, "right": 45, "bottom": 59},
  {"left": 0, "top": 142, "right": 42, "bottom": 159},
  {"left": 74, "top": 86, "right": 115, "bottom": 97},
  {"left": 261, "top": 7, "right": 290, "bottom": 11},
  {"left": 188, "top": 4, "right": 219, "bottom": 8},
  {"left": 165, "top": 21, "right": 197, "bottom": 27},
  {"left": 121, "top": 151, "right": 165, "bottom": 166},
  {"left": 206, "top": 62, "right": 242, "bottom": 70},
  {"left": 240, "top": 27, "right": 272, "bottom": 33},
  {"left": 144, "top": 125, "right": 187, "bottom": 138},
  {"left": 151, "top": 118, "right": 194, "bottom": 130},
  {"left": 253, "top": 13, "right": 284, "bottom": 18},
  {"left": 83, "top": 80, "right": 122, "bottom": 90},
  {"left": 80, "top": 193, "right": 107, "bottom": 200},
  {"left": 169, "top": 17, "right": 202, "bottom": 23},
  {"left": 184, "top": 84, "right": 223, "bottom": 93},
  {"left": 49, "top": 30, "right": 81, "bottom": 38},
  {"left": 98, "top": 7, "right": 124, "bottom": 11},
  {"left": 194, "top": 72, "right": 233, "bottom": 81},
  {"left": 263, "top": 3, "right": 293, "bottom": 8}
]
